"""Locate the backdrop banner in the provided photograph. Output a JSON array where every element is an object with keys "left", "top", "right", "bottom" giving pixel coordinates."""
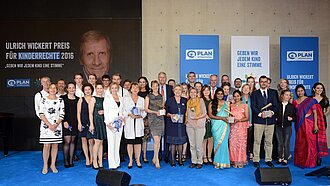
[
  {"left": 231, "top": 36, "right": 269, "bottom": 85},
  {"left": 280, "top": 36, "right": 319, "bottom": 151},
  {"left": 280, "top": 36, "right": 319, "bottom": 96},
  {"left": 180, "top": 35, "right": 219, "bottom": 85}
]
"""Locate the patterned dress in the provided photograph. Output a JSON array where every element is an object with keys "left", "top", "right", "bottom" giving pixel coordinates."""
[
  {"left": 39, "top": 97, "right": 65, "bottom": 144},
  {"left": 229, "top": 104, "right": 249, "bottom": 167}
]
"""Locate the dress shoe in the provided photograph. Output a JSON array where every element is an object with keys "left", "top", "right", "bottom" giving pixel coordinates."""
[
  {"left": 281, "top": 161, "right": 288, "bottom": 166},
  {"left": 64, "top": 164, "right": 70, "bottom": 168},
  {"left": 143, "top": 159, "right": 149, "bottom": 163},
  {"left": 42, "top": 167, "right": 48, "bottom": 175},
  {"left": 50, "top": 166, "right": 58, "bottom": 173},
  {"left": 164, "top": 157, "right": 170, "bottom": 164},
  {"left": 171, "top": 162, "right": 176, "bottom": 167},
  {"left": 92, "top": 165, "right": 99, "bottom": 170},
  {"left": 196, "top": 164, "right": 203, "bottom": 169},
  {"left": 178, "top": 162, "right": 184, "bottom": 166},
  {"left": 99, "top": 166, "right": 104, "bottom": 170},
  {"left": 276, "top": 159, "right": 283, "bottom": 164},
  {"left": 137, "top": 164, "right": 142, "bottom": 168},
  {"left": 253, "top": 162, "right": 260, "bottom": 168},
  {"left": 85, "top": 164, "right": 91, "bottom": 168},
  {"left": 128, "top": 165, "right": 133, "bottom": 169},
  {"left": 189, "top": 163, "right": 196, "bottom": 168},
  {"left": 265, "top": 161, "right": 274, "bottom": 167}
]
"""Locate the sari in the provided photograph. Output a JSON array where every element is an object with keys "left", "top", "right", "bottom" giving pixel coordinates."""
[
  {"left": 229, "top": 104, "right": 249, "bottom": 167},
  {"left": 211, "top": 103, "right": 230, "bottom": 169},
  {"left": 293, "top": 97, "right": 328, "bottom": 168}
]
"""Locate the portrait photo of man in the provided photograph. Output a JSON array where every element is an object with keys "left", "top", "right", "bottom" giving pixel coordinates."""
[{"left": 79, "top": 30, "right": 112, "bottom": 80}]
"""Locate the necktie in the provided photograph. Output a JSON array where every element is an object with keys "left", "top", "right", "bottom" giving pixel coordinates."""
[
  {"left": 161, "top": 85, "right": 165, "bottom": 97},
  {"left": 263, "top": 91, "right": 267, "bottom": 104}
]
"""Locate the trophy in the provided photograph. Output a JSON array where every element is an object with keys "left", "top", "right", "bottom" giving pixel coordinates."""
[
  {"left": 156, "top": 101, "right": 165, "bottom": 116},
  {"left": 112, "top": 117, "right": 123, "bottom": 132},
  {"left": 224, "top": 108, "right": 235, "bottom": 123},
  {"left": 261, "top": 103, "right": 273, "bottom": 117},
  {"left": 131, "top": 106, "right": 141, "bottom": 116}
]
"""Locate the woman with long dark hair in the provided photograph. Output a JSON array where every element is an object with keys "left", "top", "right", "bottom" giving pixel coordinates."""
[
  {"left": 208, "top": 88, "right": 230, "bottom": 169},
  {"left": 293, "top": 84, "right": 328, "bottom": 168}
]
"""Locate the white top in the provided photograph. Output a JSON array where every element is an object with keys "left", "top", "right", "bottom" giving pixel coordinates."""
[
  {"left": 75, "top": 85, "right": 84, "bottom": 98},
  {"left": 123, "top": 96, "right": 146, "bottom": 139},
  {"left": 103, "top": 94, "right": 124, "bottom": 125},
  {"left": 34, "top": 89, "right": 48, "bottom": 118},
  {"left": 118, "top": 86, "right": 130, "bottom": 98}
]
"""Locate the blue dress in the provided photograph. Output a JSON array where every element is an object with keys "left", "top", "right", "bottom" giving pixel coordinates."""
[
  {"left": 165, "top": 97, "right": 187, "bottom": 145},
  {"left": 211, "top": 102, "right": 230, "bottom": 168}
]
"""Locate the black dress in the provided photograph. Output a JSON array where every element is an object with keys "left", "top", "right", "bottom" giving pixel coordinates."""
[
  {"left": 79, "top": 97, "right": 93, "bottom": 138},
  {"left": 319, "top": 98, "right": 329, "bottom": 129},
  {"left": 165, "top": 97, "right": 187, "bottom": 145},
  {"left": 61, "top": 94, "right": 79, "bottom": 136}
]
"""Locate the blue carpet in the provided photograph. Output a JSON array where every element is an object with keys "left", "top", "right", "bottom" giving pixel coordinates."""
[{"left": 0, "top": 151, "right": 329, "bottom": 186}]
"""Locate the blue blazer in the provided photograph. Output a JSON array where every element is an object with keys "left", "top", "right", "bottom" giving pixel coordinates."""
[{"left": 251, "top": 88, "right": 278, "bottom": 124}]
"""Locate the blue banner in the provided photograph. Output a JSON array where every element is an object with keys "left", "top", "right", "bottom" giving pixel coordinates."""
[
  {"left": 280, "top": 37, "right": 319, "bottom": 96},
  {"left": 180, "top": 35, "right": 219, "bottom": 85},
  {"left": 280, "top": 36, "right": 319, "bottom": 151}
]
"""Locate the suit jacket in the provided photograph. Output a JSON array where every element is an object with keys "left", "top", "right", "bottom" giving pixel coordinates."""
[
  {"left": 251, "top": 88, "right": 278, "bottom": 124},
  {"left": 276, "top": 102, "right": 295, "bottom": 128},
  {"left": 160, "top": 84, "right": 174, "bottom": 101}
]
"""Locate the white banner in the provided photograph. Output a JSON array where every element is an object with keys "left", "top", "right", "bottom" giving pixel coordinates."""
[{"left": 231, "top": 36, "right": 269, "bottom": 85}]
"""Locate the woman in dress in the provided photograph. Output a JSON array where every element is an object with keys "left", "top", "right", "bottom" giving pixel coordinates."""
[
  {"left": 104, "top": 83, "right": 124, "bottom": 169},
  {"left": 186, "top": 87, "right": 207, "bottom": 169},
  {"left": 77, "top": 83, "right": 94, "bottom": 167},
  {"left": 229, "top": 90, "right": 249, "bottom": 168},
  {"left": 201, "top": 85, "right": 213, "bottom": 165},
  {"left": 165, "top": 84, "right": 188, "bottom": 166},
  {"left": 293, "top": 84, "right": 328, "bottom": 168},
  {"left": 123, "top": 82, "right": 147, "bottom": 169},
  {"left": 39, "top": 83, "right": 64, "bottom": 174},
  {"left": 145, "top": 80, "right": 164, "bottom": 169},
  {"left": 241, "top": 84, "right": 253, "bottom": 160},
  {"left": 208, "top": 88, "right": 230, "bottom": 169},
  {"left": 312, "top": 82, "right": 329, "bottom": 165},
  {"left": 89, "top": 82, "right": 107, "bottom": 169},
  {"left": 138, "top": 76, "right": 151, "bottom": 163},
  {"left": 61, "top": 82, "right": 78, "bottom": 168},
  {"left": 312, "top": 82, "right": 330, "bottom": 129}
]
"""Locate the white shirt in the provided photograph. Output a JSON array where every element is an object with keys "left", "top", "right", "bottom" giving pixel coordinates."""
[
  {"left": 159, "top": 84, "right": 167, "bottom": 101},
  {"left": 282, "top": 101, "right": 288, "bottom": 116},
  {"left": 123, "top": 96, "right": 147, "bottom": 139},
  {"left": 118, "top": 86, "right": 130, "bottom": 98},
  {"left": 75, "top": 85, "right": 84, "bottom": 98},
  {"left": 34, "top": 89, "right": 48, "bottom": 118}
]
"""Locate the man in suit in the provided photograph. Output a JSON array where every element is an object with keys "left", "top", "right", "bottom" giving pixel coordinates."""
[
  {"left": 209, "top": 74, "right": 219, "bottom": 100},
  {"left": 251, "top": 75, "right": 278, "bottom": 167},
  {"left": 158, "top": 71, "right": 174, "bottom": 163}
]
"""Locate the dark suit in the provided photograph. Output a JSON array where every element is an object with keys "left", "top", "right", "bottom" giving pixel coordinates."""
[
  {"left": 159, "top": 84, "right": 174, "bottom": 161},
  {"left": 275, "top": 102, "right": 295, "bottom": 160},
  {"left": 251, "top": 88, "right": 278, "bottom": 162}
]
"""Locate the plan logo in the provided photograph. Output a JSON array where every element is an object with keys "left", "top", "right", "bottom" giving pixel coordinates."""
[
  {"left": 7, "top": 79, "right": 31, "bottom": 88},
  {"left": 287, "top": 51, "right": 313, "bottom": 61},
  {"left": 186, "top": 49, "right": 214, "bottom": 60}
]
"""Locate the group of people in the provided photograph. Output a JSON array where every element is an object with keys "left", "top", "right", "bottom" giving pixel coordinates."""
[{"left": 34, "top": 71, "right": 329, "bottom": 174}]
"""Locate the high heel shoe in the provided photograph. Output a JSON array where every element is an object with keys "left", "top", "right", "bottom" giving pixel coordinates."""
[
  {"left": 178, "top": 162, "right": 184, "bottom": 166},
  {"left": 143, "top": 158, "right": 149, "bottom": 163},
  {"left": 171, "top": 162, "right": 176, "bottom": 167},
  {"left": 92, "top": 164, "right": 99, "bottom": 170},
  {"left": 182, "top": 154, "right": 186, "bottom": 162},
  {"left": 207, "top": 157, "right": 213, "bottom": 164},
  {"left": 203, "top": 157, "right": 208, "bottom": 165},
  {"left": 42, "top": 167, "right": 48, "bottom": 175},
  {"left": 50, "top": 166, "right": 58, "bottom": 173}
]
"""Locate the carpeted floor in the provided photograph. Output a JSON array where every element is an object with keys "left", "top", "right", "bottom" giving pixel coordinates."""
[{"left": 0, "top": 151, "right": 329, "bottom": 186}]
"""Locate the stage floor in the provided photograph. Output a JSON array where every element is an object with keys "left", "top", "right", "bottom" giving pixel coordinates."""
[{"left": 0, "top": 151, "right": 329, "bottom": 186}]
